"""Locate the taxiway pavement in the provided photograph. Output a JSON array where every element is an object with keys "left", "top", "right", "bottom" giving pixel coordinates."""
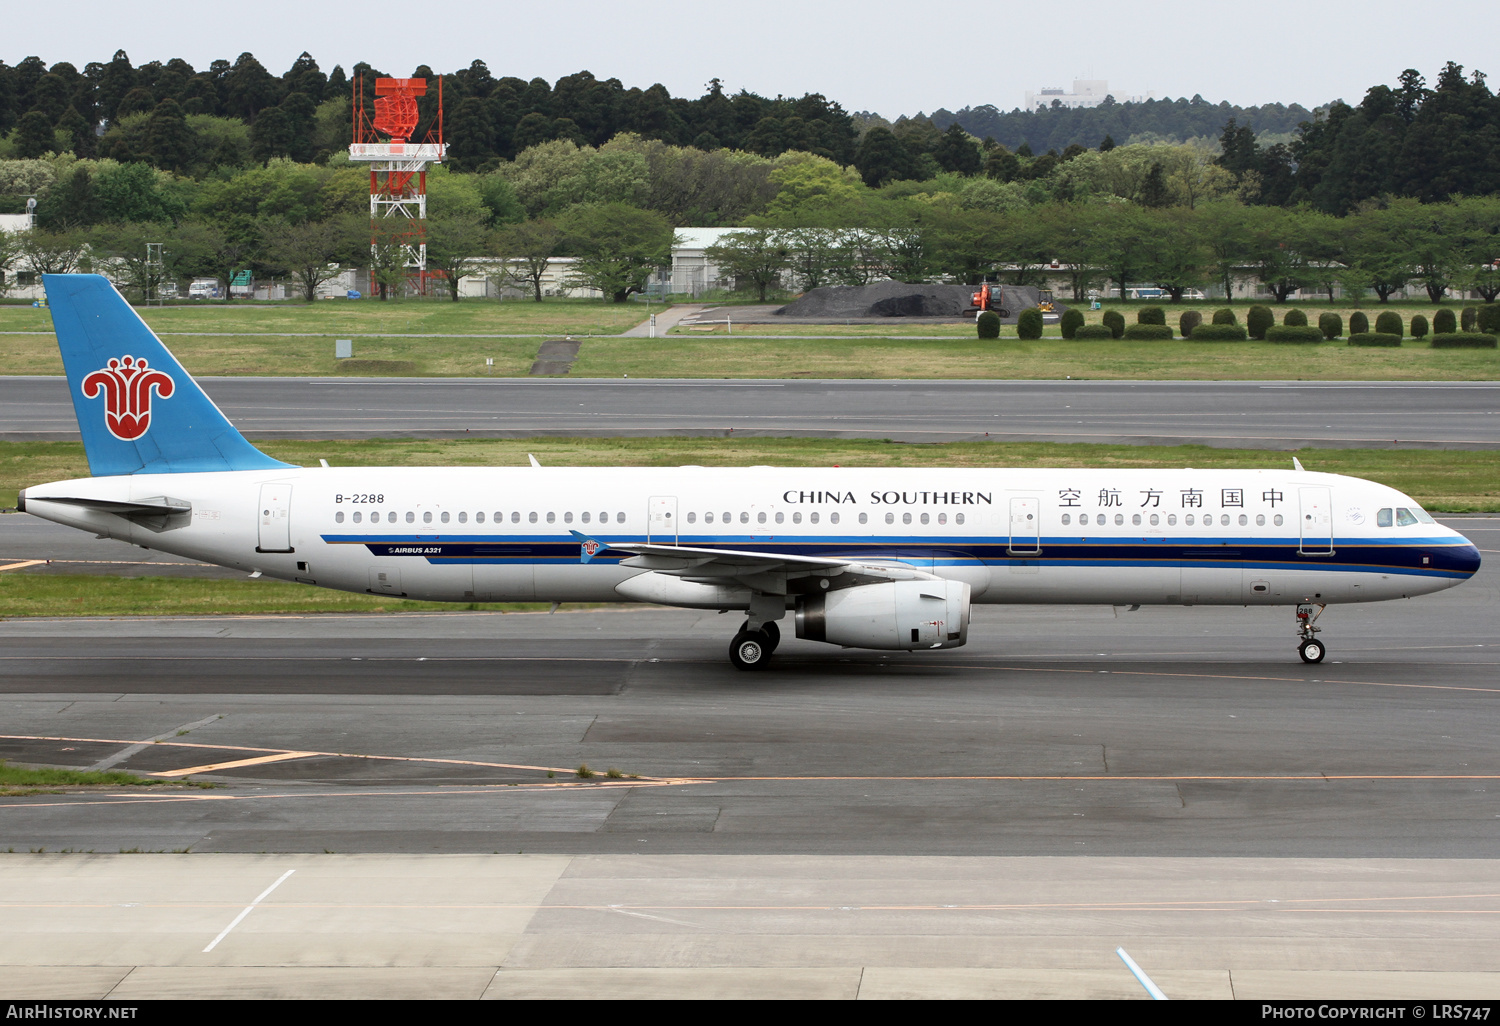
[{"left": 5, "top": 377, "right": 1499, "bottom": 448}]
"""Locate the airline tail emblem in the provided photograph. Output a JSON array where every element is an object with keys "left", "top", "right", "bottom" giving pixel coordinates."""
[{"left": 82, "top": 355, "right": 174, "bottom": 441}]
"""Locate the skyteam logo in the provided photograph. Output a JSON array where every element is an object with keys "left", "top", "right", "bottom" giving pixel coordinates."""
[{"left": 81, "top": 355, "right": 175, "bottom": 441}]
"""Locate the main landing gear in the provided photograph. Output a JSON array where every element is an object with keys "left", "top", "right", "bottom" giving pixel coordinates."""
[
  {"left": 1296, "top": 603, "right": 1326, "bottom": 663},
  {"left": 729, "top": 618, "right": 780, "bottom": 671}
]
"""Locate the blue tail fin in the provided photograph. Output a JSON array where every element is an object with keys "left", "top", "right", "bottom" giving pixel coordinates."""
[{"left": 44, "top": 274, "right": 293, "bottom": 476}]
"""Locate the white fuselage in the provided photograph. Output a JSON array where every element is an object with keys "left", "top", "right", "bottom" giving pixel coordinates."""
[{"left": 21, "top": 465, "right": 1480, "bottom": 609}]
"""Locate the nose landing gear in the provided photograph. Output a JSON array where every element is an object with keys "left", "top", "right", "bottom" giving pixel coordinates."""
[{"left": 1296, "top": 603, "right": 1326, "bottom": 663}]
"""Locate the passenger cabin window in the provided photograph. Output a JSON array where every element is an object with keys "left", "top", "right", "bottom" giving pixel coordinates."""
[
  {"left": 858, "top": 513, "right": 868, "bottom": 525},
  {"left": 902, "top": 512, "right": 912, "bottom": 525},
  {"left": 529, "top": 512, "right": 538, "bottom": 523},
  {"left": 581, "top": 512, "right": 590, "bottom": 524},
  {"left": 936, "top": 512, "right": 945, "bottom": 525},
  {"left": 458, "top": 512, "right": 467, "bottom": 524},
  {"left": 407, "top": 512, "right": 415, "bottom": 523},
  {"left": 758, "top": 512, "right": 767, "bottom": 524},
  {"left": 1061, "top": 514, "right": 1071, "bottom": 526},
  {"left": 740, "top": 512, "right": 749, "bottom": 524},
  {"left": 777, "top": 513, "right": 785, "bottom": 524},
  {"left": 1079, "top": 513, "right": 1089, "bottom": 526},
  {"left": 811, "top": 512, "right": 820, "bottom": 524},
  {"left": 564, "top": 512, "right": 573, "bottom": 524},
  {"left": 546, "top": 512, "right": 556, "bottom": 524},
  {"left": 511, "top": 512, "right": 520, "bottom": 523},
  {"left": 352, "top": 511, "right": 362, "bottom": 523},
  {"left": 423, "top": 512, "right": 433, "bottom": 524},
  {"left": 687, "top": 512, "right": 697, "bottom": 524},
  {"left": 441, "top": 512, "right": 450, "bottom": 524},
  {"left": 956, "top": 513, "right": 964, "bottom": 525},
  {"left": 476, "top": 512, "right": 485, "bottom": 524},
  {"left": 335, "top": 511, "right": 344, "bottom": 523}
]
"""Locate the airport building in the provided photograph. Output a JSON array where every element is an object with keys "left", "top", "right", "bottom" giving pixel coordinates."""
[{"left": 1024, "top": 80, "right": 1151, "bottom": 111}]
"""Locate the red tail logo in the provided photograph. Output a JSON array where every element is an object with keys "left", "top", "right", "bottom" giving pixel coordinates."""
[{"left": 81, "top": 356, "right": 174, "bottom": 441}]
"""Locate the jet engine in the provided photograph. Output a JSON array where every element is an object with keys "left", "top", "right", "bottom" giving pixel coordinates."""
[{"left": 795, "top": 580, "right": 970, "bottom": 651}]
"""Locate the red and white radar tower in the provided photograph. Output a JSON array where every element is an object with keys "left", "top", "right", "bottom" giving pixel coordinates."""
[{"left": 349, "top": 75, "right": 444, "bottom": 295}]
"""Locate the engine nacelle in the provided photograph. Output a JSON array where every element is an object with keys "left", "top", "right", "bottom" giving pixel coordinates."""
[{"left": 795, "top": 580, "right": 970, "bottom": 651}]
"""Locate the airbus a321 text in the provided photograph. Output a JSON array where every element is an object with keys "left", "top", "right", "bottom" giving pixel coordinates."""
[{"left": 18, "top": 275, "right": 1481, "bottom": 670}]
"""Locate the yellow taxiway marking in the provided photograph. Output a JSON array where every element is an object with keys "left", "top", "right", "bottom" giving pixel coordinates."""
[
  {"left": 0, "top": 733, "right": 659, "bottom": 781},
  {"left": 152, "top": 751, "right": 318, "bottom": 777},
  {"left": 0, "top": 560, "right": 47, "bottom": 572}
]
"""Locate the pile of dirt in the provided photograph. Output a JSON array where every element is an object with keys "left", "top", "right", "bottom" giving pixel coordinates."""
[
  {"left": 774, "top": 282, "right": 1062, "bottom": 323},
  {"left": 777, "top": 281, "right": 973, "bottom": 319}
]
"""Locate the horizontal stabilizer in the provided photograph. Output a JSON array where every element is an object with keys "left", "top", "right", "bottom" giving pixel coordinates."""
[{"left": 21, "top": 494, "right": 191, "bottom": 518}]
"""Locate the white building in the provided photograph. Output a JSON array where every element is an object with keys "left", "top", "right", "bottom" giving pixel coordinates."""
[{"left": 1024, "top": 80, "right": 1152, "bottom": 112}]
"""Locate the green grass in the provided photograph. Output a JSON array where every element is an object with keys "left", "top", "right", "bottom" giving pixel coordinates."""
[
  {"left": 5, "top": 298, "right": 1499, "bottom": 379},
  {"left": 0, "top": 760, "right": 213, "bottom": 789},
  {"left": 0, "top": 573, "right": 557, "bottom": 617}
]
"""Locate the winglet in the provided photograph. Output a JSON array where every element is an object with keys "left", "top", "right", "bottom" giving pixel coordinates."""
[
  {"left": 528, "top": 453, "right": 541, "bottom": 468},
  {"left": 1293, "top": 456, "right": 1306, "bottom": 472},
  {"left": 570, "top": 529, "right": 604, "bottom": 564}
]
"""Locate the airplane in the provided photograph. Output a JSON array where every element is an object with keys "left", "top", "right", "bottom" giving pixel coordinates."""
[{"left": 16, "top": 274, "right": 1483, "bottom": 670}]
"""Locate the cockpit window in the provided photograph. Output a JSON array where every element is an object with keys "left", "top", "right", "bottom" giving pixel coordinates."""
[
  {"left": 1412, "top": 507, "right": 1435, "bottom": 524},
  {"left": 1396, "top": 508, "right": 1419, "bottom": 527},
  {"left": 1377, "top": 508, "right": 1393, "bottom": 528}
]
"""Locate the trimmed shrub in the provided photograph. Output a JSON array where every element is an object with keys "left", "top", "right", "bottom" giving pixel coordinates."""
[
  {"left": 976, "top": 311, "right": 1001, "bottom": 339},
  {"left": 1136, "top": 305, "right": 1166, "bottom": 325},
  {"left": 1072, "top": 324, "right": 1115, "bottom": 340},
  {"left": 1478, "top": 304, "right": 1500, "bottom": 335},
  {"left": 1211, "top": 307, "right": 1237, "bottom": 325},
  {"left": 1318, "top": 312, "right": 1343, "bottom": 340},
  {"left": 1247, "top": 305, "right": 1274, "bottom": 340},
  {"left": 1102, "top": 310, "right": 1125, "bottom": 338},
  {"left": 1348, "top": 333, "right": 1402, "bottom": 347},
  {"left": 1462, "top": 306, "right": 1478, "bottom": 332},
  {"left": 1016, "top": 307, "right": 1044, "bottom": 339},
  {"left": 1060, "top": 308, "right": 1084, "bottom": 339},
  {"left": 1410, "top": 314, "right": 1429, "bottom": 339},
  {"left": 1190, "top": 323, "right": 1249, "bottom": 341},
  {"left": 1432, "top": 332, "right": 1498, "bottom": 348},
  {"left": 1122, "top": 324, "right": 1175, "bottom": 340},
  {"left": 1375, "top": 311, "right": 1404, "bottom": 336},
  {"left": 1265, "top": 326, "right": 1325, "bottom": 343},
  {"left": 1433, "top": 308, "right": 1457, "bottom": 334},
  {"left": 1178, "top": 310, "right": 1202, "bottom": 339},
  {"left": 1349, "top": 311, "right": 1369, "bottom": 334},
  {"left": 1283, "top": 308, "right": 1308, "bottom": 326}
]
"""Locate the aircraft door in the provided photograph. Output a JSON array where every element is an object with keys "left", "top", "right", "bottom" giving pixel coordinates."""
[
  {"left": 1299, "top": 486, "right": 1334, "bottom": 555},
  {"left": 648, "top": 496, "right": 678, "bottom": 544},
  {"left": 256, "top": 483, "right": 293, "bottom": 553},
  {"left": 1008, "top": 496, "right": 1041, "bottom": 555}
]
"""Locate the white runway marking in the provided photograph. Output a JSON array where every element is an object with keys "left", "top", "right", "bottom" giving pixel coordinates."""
[{"left": 202, "top": 870, "right": 295, "bottom": 953}]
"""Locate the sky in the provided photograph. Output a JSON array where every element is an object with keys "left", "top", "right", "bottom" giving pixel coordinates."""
[{"left": 9, "top": 1, "right": 1495, "bottom": 118}]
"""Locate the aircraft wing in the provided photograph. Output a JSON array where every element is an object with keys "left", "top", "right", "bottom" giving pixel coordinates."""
[{"left": 569, "top": 531, "right": 938, "bottom": 586}]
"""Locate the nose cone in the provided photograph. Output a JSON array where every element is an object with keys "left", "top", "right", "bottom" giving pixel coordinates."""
[
  {"left": 1446, "top": 528, "right": 1482, "bottom": 576},
  {"left": 1449, "top": 537, "right": 1482, "bottom": 577}
]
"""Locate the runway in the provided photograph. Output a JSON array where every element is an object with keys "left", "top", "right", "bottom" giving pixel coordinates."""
[
  {"left": 4, "top": 499, "right": 1499, "bottom": 996},
  {"left": 5, "top": 376, "right": 1500, "bottom": 448}
]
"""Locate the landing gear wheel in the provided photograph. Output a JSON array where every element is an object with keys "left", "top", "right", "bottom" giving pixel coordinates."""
[
  {"left": 1299, "top": 639, "right": 1326, "bottom": 664},
  {"left": 760, "top": 620, "right": 781, "bottom": 652},
  {"left": 729, "top": 630, "right": 771, "bottom": 670}
]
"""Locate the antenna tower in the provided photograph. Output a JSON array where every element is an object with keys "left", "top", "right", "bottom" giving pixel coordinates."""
[{"left": 349, "top": 74, "right": 445, "bottom": 297}]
